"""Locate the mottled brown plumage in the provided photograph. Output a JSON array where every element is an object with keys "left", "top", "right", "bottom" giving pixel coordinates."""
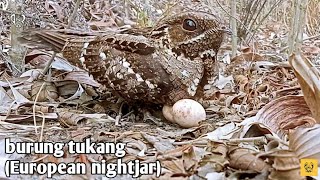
[{"left": 19, "top": 5, "right": 229, "bottom": 105}]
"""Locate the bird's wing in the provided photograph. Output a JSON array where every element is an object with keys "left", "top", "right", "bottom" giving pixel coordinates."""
[
  {"left": 19, "top": 29, "right": 156, "bottom": 54},
  {"left": 156, "top": 50, "right": 205, "bottom": 98},
  {"left": 18, "top": 29, "right": 156, "bottom": 68}
]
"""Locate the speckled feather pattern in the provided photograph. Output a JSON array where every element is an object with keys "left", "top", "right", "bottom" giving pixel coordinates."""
[{"left": 20, "top": 8, "right": 228, "bottom": 105}]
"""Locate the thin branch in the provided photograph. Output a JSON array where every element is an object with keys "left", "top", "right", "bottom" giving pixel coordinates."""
[
  {"left": 67, "top": 0, "right": 82, "bottom": 29},
  {"left": 230, "top": 0, "right": 237, "bottom": 57},
  {"left": 39, "top": 52, "right": 57, "bottom": 80},
  {"left": 247, "top": 0, "right": 285, "bottom": 42},
  {"left": 214, "top": 0, "right": 260, "bottom": 46},
  {"left": 247, "top": 0, "right": 267, "bottom": 33}
]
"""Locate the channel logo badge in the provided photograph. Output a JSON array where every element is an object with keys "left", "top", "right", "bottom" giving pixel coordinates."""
[{"left": 300, "top": 159, "right": 318, "bottom": 176}]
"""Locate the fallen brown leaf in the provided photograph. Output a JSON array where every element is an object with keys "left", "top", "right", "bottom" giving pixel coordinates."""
[
  {"left": 289, "top": 124, "right": 320, "bottom": 160},
  {"left": 228, "top": 147, "right": 270, "bottom": 173},
  {"left": 240, "top": 95, "right": 314, "bottom": 139},
  {"left": 289, "top": 53, "right": 320, "bottom": 123}
]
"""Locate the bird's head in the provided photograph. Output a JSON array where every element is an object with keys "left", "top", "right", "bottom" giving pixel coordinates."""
[{"left": 150, "top": 8, "right": 230, "bottom": 61}]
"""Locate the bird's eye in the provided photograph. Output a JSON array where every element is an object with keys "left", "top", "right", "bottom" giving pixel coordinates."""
[{"left": 182, "top": 19, "right": 197, "bottom": 31}]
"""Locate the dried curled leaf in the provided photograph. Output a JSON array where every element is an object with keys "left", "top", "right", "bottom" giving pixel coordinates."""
[
  {"left": 204, "top": 142, "right": 229, "bottom": 172},
  {"left": 289, "top": 54, "right": 320, "bottom": 123},
  {"left": 228, "top": 147, "right": 269, "bottom": 172},
  {"left": 289, "top": 124, "right": 320, "bottom": 160},
  {"left": 268, "top": 150, "right": 303, "bottom": 180},
  {"left": 63, "top": 71, "right": 100, "bottom": 87},
  {"left": 231, "top": 52, "right": 264, "bottom": 66},
  {"left": 161, "top": 159, "right": 187, "bottom": 175},
  {"left": 17, "top": 104, "right": 55, "bottom": 114},
  {"left": 56, "top": 80, "right": 79, "bottom": 97},
  {"left": 241, "top": 95, "right": 315, "bottom": 139},
  {"left": 266, "top": 126, "right": 320, "bottom": 180},
  {"left": 141, "top": 133, "right": 175, "bottom": 153},
  {"left": 58, "top": 111, "right": 88, "bottom": 127},
  {"left": 0, "top": 113, "right": 58, "bottom": 123},
  {"left": 31, "top": 81, "right": 58, "bottom": 102},
  {"left": 234, "top": 75, "right": 249, "bottom": 92}
]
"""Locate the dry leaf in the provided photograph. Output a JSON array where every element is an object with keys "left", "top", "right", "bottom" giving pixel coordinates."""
[
  {"left": 141, "top": 133, "right": 175, "bottom": 153},
  {"left": 63, "top": 71, "right": 100, "bottom": 87},
  {"left": 63, "top": 83, "right": 85, "bottom": 101},
  {"left": 205, "top": 122, "right": 237, "bottom": 141},
  {"left": 289, "top": 124, "right": 320, "bottom": 160},
  {"left": 58, "top": 111, "right": 88, "bottom": 127},
  {"left": 31, "top": 81, "right": 58, "bottom": 102},
  {"left": 233, "top": 52, "right": 264, "bottom": 62},
  {"left": 203, "top": 142, "right": 229, "bottom": 172},
  {"left": 0, "top": 86, "right": 12, "bottom": 113},
  {"left": 0, "top": 113, "right": 58, "bottom": 123},
  {"left": 17, "top": 103, "right": 55, "bottom": 114},
  {"left": 289, "top": 53, "right": 320, "bottom": 123},
  {"left": 268, "top": 150, "right": 303, "bottom": 180},
  {"left": 161, "top": 159, "right": 187, "bottom": 175},
  {"left": 214, "top": 74, "right": 234, "bottom": 90},
  {"left": 20, "top": 69, "right": 41, "bottom": 82},
  {"left": 205, "top": 172, "right": 225, "bottom": 180},
  {"left": 126, "top": 139, "right": 148, "bottom": 157},
  {"left": 7, "top": 80, "right": 30, "bottom": 104},
  {"left": 240, "top": 95, "right": 314, "bottom": 139},
  {"left": 182, "top": 145, "right": 207, "bottom": 171},
  {"left": 228, "top": 147, "right": 270, "bottom": 172},
  {"left": 56, "top": 80, "right": 79, "bottom": 97},
  {"left": 45, "top": 1, "right": 63, "bottom": 21}
]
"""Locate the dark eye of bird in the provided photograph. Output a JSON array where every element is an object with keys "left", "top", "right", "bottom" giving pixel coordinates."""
[{"left": 182, "top": 19, "right": 197, "bottom": 31}]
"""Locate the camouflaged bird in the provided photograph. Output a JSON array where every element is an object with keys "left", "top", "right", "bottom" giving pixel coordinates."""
[{"left": 19, "top": 3, "right": 230, "bottom": 105}]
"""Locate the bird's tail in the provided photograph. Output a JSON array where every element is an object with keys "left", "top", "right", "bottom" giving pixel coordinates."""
[
  {"left": 18, "top": 29, "right": 109, "bottom": 74},
  {"left": 18, "top": 29, "right": 100, "bottom": 52},
  {"left": 18, "top": 30, "right": 64, "bottom": 52}
]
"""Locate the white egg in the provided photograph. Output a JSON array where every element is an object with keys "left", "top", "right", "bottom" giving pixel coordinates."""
[
  {"left": 162, "top": 105, "right": 175, "bottom": 123},
  {"left": 162, "top": 99, "right": 206, "bottom": 128}
]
